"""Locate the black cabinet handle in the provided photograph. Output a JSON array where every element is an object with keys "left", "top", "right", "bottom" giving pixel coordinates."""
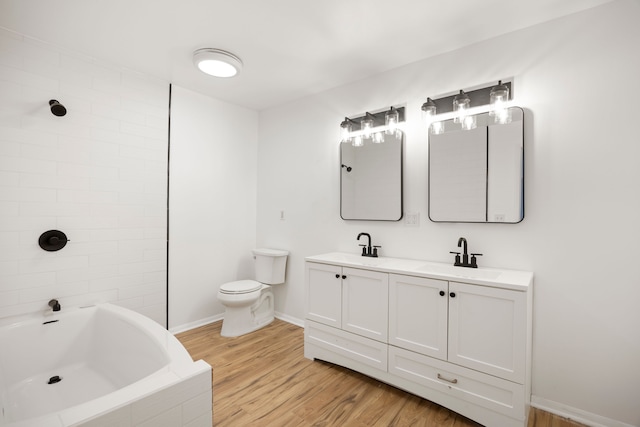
[
  {"left": 450, "top": 292, "right": 456, "bottom": 298},
  {"left": 342, "top": 275, "right": 347, "bottom": 279},
  {"left": 439, "top": 290, "right": 445, "bottom": 296},
  {"left": 335, "top": 274, "right": 340, "bottom": 279}
]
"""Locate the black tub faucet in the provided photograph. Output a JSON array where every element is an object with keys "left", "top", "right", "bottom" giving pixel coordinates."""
[
  {"left": 357, "top": 232, "right": 380, "bottom": 257},
  {"left": 48, "top": 299, "right": 61, "bottom": 312},
  {"left": 450, "top": 237, "right": 482, "bottom": 268}
]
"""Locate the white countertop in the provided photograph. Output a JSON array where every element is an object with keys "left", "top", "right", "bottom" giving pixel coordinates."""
[{"left": 305, "top": 252, "right": 533, "bottom": 291}]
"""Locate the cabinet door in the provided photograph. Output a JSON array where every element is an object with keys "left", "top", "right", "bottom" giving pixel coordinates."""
[
  {"left": 448, "top": 281, "right": 526, "bottom": 383},
  {"left": 306, "top": 262, "right": 342, "bottom": 328},
  {"left": 342, "top": 267, "right": 389, "bottom": 342},
  {"left": 389, "top": 274, "right": 448, "bottom": 360}
]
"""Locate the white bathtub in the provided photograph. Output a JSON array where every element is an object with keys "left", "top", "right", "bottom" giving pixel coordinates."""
[{"left": 0, "top": 303, "right": 212, "bottom": 427}]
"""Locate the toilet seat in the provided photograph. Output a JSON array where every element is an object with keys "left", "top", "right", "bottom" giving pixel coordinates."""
[{"left": 219, "top": 280, "right": 262, "bottom": 295}]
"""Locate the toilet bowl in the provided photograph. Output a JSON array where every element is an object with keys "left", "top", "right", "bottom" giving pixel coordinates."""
[{"left": 217, "top": 248, "right": 288, "bottom": 337}]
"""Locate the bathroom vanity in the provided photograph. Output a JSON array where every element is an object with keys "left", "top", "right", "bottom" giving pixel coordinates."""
[{"left": 304, "top": 252, "right": 533, "bottom": 427}]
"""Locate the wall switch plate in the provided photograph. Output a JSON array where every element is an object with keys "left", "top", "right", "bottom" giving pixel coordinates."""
[{"left": 405, "top": 212, "right": 420, "bottom": 226}]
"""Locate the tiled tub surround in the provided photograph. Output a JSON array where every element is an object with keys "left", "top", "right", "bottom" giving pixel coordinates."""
[
  {"left": 0, "top": 303, "right": 212, "bottom": 427},
  {"left": 0, "top": 27, "right": 169, "bottom": 324},
  {"left": 304, "top": 252, "right": 533, "bottom": 427}
]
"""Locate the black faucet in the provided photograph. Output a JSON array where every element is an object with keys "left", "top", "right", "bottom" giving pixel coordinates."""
[
  {"left": 48, "top": 299, "right": 61, "bottom": 312},
  {"left": 450, "top": 237, "right": 482, "bottom": 268},
  {"left": 357, "top": 232, "right": 380, "bottom": 257}
]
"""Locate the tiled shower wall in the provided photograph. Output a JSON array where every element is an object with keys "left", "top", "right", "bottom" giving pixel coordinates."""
[{"left": 0, "top": 28, "right": 169, "bottom": 325}]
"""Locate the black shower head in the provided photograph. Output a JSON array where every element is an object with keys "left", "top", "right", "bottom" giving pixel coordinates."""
[{"left": 49, "top": 99, "right": 67, "bottom": 117}]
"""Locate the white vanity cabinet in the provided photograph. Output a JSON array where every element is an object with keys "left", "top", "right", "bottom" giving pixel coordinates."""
[
  {"left": 306, "top": 262, "right": 388, "bottom": 341},
  {"left": 304, "top": 253, "right": 533, "bottom": 427},
  {"left": 389, "top": 275, "right": 526, "bottom": 383}
]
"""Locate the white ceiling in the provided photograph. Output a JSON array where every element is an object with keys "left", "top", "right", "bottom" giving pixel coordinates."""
[{"left": 0, "top": 0, "right": 613, "bottom": 111}]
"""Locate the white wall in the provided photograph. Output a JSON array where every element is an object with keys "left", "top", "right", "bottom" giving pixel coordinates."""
[
  {"left": 257, "top": 1, "right": 640, "bottom": 426},
  {"left": 0, "top": 28, "right": 169, "bottom": 324},
  {"left": 168, "top": 85, "right": 258, "bottom": 331}
]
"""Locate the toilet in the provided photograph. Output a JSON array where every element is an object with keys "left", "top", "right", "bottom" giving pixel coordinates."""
[{"left": 217, "top": 248, "right": 288, "bottom": 337}]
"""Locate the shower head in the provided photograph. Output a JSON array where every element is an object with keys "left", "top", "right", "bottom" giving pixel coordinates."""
[{"left": 49, "top": 100, "right": 67, "bottom": 117}]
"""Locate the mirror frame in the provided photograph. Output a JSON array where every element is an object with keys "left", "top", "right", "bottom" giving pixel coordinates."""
[
  {"left": 428, "top": 106, "right": 524, "bottom": 223},
  {"left": 340, "top": 132, "right": 403, "bottom": 221}
]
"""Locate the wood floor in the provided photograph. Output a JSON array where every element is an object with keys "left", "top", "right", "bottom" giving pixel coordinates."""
[{"left": 176, "top": 319, "right": 585, "bottom": 427}]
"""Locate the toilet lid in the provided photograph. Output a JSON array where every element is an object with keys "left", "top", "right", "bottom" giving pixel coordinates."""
[{"left": 219, "top": 280, "right": 262, "bottom": 294}]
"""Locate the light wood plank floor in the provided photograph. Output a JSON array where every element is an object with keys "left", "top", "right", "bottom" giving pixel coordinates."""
[{"left": 176, "top": 319, "right": 585, "bottom": 427}]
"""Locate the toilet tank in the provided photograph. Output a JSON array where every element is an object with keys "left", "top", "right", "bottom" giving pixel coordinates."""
[{"left": 253, "top": 248, "right": 289, "bottom": 284}]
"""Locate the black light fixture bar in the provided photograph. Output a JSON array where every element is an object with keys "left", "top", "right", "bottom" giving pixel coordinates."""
[
  {"left": 429, "top": 82, "right": 512, "bottom": 114},
  {"left": 348, "top": 106, "right": 405, "bottom": 130}
]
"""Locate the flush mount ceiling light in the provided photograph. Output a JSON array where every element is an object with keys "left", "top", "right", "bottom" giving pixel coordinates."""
[{"left": 193, "top": 48, "right": 243, "bottom": 78}]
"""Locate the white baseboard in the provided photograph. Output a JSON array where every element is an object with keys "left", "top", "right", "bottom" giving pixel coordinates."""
[
  {"left": 169, "top": 312, "right": 304, "bottom": 335},
  {"left": 169, "top": 314, "right": 224, "bottom": 334},
  {"left": 531, "top": 395, "right": 636, "bottom": 427},
  {"left": 275, "top": 311, "right": 304, "bottom": 328}
]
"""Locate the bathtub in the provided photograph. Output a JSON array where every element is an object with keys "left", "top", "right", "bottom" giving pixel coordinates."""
[{"left": 0, "top": 303, "right": 212, "bottom": 427}]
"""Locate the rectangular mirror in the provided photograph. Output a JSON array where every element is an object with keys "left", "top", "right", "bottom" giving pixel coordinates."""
[
  {"left": 341, "top": 132, "right": 403, "bottom": 221},
  {"left": 428, "top": 106, "right": 524, "bottom": 223}
]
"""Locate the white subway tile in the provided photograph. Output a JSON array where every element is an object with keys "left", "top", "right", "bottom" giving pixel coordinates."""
[
  {"left": 0, "top": 171, "right": 20, "bottom": 186},
  {"left": 112, "top": 296, "right": 144, "bottom": 310},
  {"left": 56, "top": 215, "right": 117, "bottom": 230},
  {"left": 19, "top": 254, "right": 89, "bottom": 274},
  {"left": 21, "top": 173, "right": 91, "bottom": 190},
  {"left": 0, "top": 200, "right": 19, "bottom": 216},
  {"left": 19, "top": 201, "right": 91, "bottom": 217},
  {"left": 20, "top": 280, "right": 89, "bottom": 303},
  {"left": 21, "top": 68, "right": 60, "bottom": 92},
  {"left": 57, "top": 162, "right": 118, "bottom": 180},
  {"left": 118, "top": 260, "right": 165, "bottom": 276},
  {"left": 138, "top": 303, "right": 166, "bottom": 326},
  {"left": 0, "top": 140, "right": 21, "bottom": 156},
  {"left": 0, "top": 290, "right": 20, "bottom": 307},
  {"left": 0, "top": 186, "right": 57, "bottom": 202},
  {"left": 0, "top": 271, "right": 56, "bottom": 291},
  {"left": 0, "top": 260, "right": 19, "bottom": 277},
  {"left": 58, "top": 189, "right": 118, "bottom": 204},
  {"left": 120, "top": 121, "right": 166, "bottom": 140},
  {"left": 0, "top": 155, "right": 57, "bottom": 175}
]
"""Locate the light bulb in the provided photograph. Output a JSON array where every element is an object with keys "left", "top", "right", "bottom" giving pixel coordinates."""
[
  {"left": 421, "top": 98, "right": 437, "bottom": 124},
  {"left": 453, "top": 90, "right": 471, "bottom": 124},
  {"left": 490, "top": 81, "right": 512, "bottom": 124},
  {"left": 361, "top": 118, "right": 373, "bottom": 140},
  {"left": 352, "top": 135, "right": 364, "bottom": 147},
  {"left": 385, "top": 108, "right": 399, "bottom": 135},
  {"left": 340, "top": 119, "right": 353, "bottom": 143}
]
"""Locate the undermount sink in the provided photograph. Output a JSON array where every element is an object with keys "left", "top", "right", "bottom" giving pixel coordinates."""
[{"left": 415, "top": 262, "right": 502, "bottom": 280}]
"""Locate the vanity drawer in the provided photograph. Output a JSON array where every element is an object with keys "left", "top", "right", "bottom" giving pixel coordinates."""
[
  {"left": 305, "top": 320, "right": 387, "bottom": 372},
  {"left": 389, "top": 346, "right": 525, "bottom": 420}
]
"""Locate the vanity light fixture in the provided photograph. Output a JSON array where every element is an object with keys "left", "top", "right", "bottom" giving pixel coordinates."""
[
  {"left": 452, "top": 90, "right": 471, "bottom": 124},
  {"left": 385, "top": 107, "right": 400, "bottom": 136},
  {"left": 361, "top": 115, "right": 374, "bottom": 140},
  {"left": 420, "top": 80, "right": 513, "bottom": 131},
  {"left": 421, "top": 98, "right": 442, "bottom": 135},
  {"left": 340, "top": 106, "right": 405, "bottom": 147},
  {"left": 489, "top": 80, "right": 512, "bottom": 124},
  {"left": 340, "top": 117, "right": 356, "bottom": 143},
  {"left": 193, "top": 48, "right": 243, "bottom": 78}
]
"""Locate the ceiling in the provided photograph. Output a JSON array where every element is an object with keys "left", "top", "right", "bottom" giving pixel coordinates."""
[{"left": 0, "top": 0, "right": 613, "bottom": 111}]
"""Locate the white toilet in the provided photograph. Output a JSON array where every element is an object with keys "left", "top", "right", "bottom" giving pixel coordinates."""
[{"left": 217, "top": 248, "right": 288, "bottom": 337}]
